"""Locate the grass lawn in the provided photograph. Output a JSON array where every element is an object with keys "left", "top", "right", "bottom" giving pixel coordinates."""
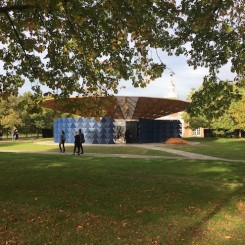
[
  {"left": 1, "top": 138, "right": 245, "bottom": 160},
  {"left": 0, "top": 140, "right": 177, "bottom": 157},
  {"left": 161, "top": 138, "right": 245, "bottom": 160},
  {"left": 0, "top": 153, "right": 245, "bottom": 244}
]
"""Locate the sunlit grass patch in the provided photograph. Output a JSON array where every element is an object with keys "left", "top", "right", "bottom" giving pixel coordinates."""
[
  {"left": 0, "top": 153, "right": 244, "bottom": 244},
  {"left": 0, "top": 140, "right": 177, "bottom": 157},
  {"left": 162, "top": 138, "right": 245, "bottom": 160}
]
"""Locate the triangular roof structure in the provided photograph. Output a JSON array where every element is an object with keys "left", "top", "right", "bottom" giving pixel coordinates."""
[{"left": 41, "top": 96, "right": 189, "bottom": 120}]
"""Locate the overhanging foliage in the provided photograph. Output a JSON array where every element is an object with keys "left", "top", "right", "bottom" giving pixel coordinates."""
[{"left": 0, "top": 0, "right": 244, "bottom": 100}]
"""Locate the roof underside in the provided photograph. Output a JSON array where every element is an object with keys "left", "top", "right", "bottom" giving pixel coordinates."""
[{"left": 41, "top": 96, "right": 189, "bottom": 119}]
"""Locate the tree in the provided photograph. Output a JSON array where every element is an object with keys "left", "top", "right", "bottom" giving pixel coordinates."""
[
  {"left": 187, "top": 79, "right": 243, "bottom": 119},
  {"left": 182, "top": 112, "right": 210, "bottom": 129},
  {"left": 30, "top": 108, "right": 55, "bottom": 136},
  {"left": 0, "top": 0, "right": 244, "bottom": 101},
  {"left": 0, "top": 95, "right": 23, "bottom": 136},
  {"left": 209, "top": 113, "right": 236, "bottom": 136},
  {"left": 0, "top": 93, "right": 55, "bottom": 137},
  {"left": 185, "top": 79, "right": 245, "bottom": 137},
  {"left": 18, "top": 92, "right": 55, "bottom": 136},
  {"left": 229, "top": 95, "right": 245, "bottom": 137},
  {"left": 18, "top": 92, "right": 41, "bottom": 135}
]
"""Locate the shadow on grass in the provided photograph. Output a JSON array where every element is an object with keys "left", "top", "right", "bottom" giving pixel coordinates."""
[
  {"left": 0, "top": 153, "right": 244, "bottom": 244},
  {"left": 172, "top": 186, "right": 245, "bottom": 245}
]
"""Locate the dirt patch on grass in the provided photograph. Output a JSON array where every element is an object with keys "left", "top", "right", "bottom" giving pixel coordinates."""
[{"left": 163, "top": 138, "right": 190, "bottom": 144}]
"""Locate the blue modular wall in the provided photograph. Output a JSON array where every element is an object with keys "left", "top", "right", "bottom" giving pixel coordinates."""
[
  {"left": 138, "top": 119, "right": 182, "bottom": 143},
  {"left": 54, "top": 117, "right": 115, "bottom": 144},
  {"left": 54, "top": 117, "right": 182, "bottom": 144}
]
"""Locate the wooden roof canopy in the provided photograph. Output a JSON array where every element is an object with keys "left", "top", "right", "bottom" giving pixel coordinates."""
[{"left": 41, "top": 96, "right": 190, "bottom": 120}]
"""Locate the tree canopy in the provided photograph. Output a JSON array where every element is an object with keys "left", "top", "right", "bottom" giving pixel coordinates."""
[
  {"left": 187, "top": 79, "right": 242, "bottom": 119},
  {"left": 0, "top": 92, "right": 55, "bottom": 136},
  {"left": 0, "top": 0, "right": 244, "bottom": 100},
  {"left": 185, "top": 78, "right": 245, "bottom": 137}
]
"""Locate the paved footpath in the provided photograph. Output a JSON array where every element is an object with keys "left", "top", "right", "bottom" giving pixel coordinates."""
[
  {"left": 133, "top": 144, "right": 245, "bottom": 163},
  {"left": 1, "top": 143, "right": 244, "bottom": 163}
]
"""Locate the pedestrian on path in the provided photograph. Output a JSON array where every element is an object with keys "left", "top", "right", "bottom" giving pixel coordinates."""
[
  {"left": 59, "top": 130, "right": 66, "bottom": 153},
  {"left": 73, "top": 131, "right": 81, "bottom": 155},
  {"left": 12, "top": 128, "right": 18, "bottom": 141},
  {"left": 79, "top": 129, "right": 85, "bottom": 154}
]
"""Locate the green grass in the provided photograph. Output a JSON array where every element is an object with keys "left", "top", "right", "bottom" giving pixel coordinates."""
[
  {"left": 161, "top": 138, "right": 245, "bottom": 160},
  {"left": 1, "top": 137, "right": 245, "bottom": 160},
  {"left": 0, "top": 153, "right": 244, "bottom": 244},
  {"left": 0, "top": 140, "right": 177, "bottom": 157}
]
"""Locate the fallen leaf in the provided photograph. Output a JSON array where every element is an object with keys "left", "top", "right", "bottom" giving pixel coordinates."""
[{"left": 224, "top": 235, "right": 233, "bottom": 239}]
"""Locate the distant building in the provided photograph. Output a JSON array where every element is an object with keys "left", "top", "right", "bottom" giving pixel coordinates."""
[
  {"left": 42, "top": 93, "right": 190, "bottom": 144},
  {"left": 158, "top": 80, "right": 204, "bottom": 138},
  {"left": 166, "top": 80, "right": 178, "bottom": 99}
]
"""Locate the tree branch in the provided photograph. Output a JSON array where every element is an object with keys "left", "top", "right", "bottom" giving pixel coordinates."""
[
  {"left": 0, "top": 4, "right": 34, "bottom": 13},
  {"left": 4, "top": 11, "right": 38, "bottom": 79},
  {"left": 4, "top": 11, "right": 28, "bottom": 57}
]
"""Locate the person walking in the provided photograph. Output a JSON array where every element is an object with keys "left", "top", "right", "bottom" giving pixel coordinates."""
[
  {"left": 12, "top": 128, "right": 17, "bottom": 141},
  {"left": 15, "top": 129, "right": 19, "bottom": 140},
  {"left": 59, "top": 130, "right": 66, "bottom": 153},
  {"left": 78, "top": 129, "right": 85, "bottom": 154},
  {"left": 73, "top": 131, "right": 81, "bottom": 155}
]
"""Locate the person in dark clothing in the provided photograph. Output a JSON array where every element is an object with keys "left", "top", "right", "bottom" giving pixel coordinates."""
[
  {"left": 125, "top": 129, "right": 132, "bottom": 143},
  {"left": 78, "top": 129, "right": 85, "bottom": 154},
  {"left": 59, "top": 130, "right": 66, "bottom": 153},
  {"left": 15, "top": 129, "right": 19, "bottom": 140},
  {"left": 73, "top": 131, "right": 81, "bottom": 155},
  {"left": 12, "top": 128, "right": 18, "bottom": 141}
]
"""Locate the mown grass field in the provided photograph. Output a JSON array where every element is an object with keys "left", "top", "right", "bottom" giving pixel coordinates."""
[
  {"left": 161, "top": 138, "right": 245, "bottom": 160},
  {"left": 0, "top": 140, "right": 176, "bottom": 157},
  {"left": 0, "top": 138, "right": 244, "bottom": 244},
  {"left": 0, "top": 152, "right": 245, "bottom": 244},
  {"left": 0, "top": 137, "right": 245, "bottom": 160}
]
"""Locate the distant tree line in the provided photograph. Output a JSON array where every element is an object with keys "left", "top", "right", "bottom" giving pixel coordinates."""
[
  {"left": 184, "top": 79, "right": 245, "bottom": 138},
  {"left": 0, "top": 92, "right": 55, "bottom": 138}
]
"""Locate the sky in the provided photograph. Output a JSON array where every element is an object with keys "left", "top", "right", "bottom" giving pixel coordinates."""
[
  {"left": 116, "top": 52, "right": 236, "bottom": 100},
  {"left": 17, "top": 51, "right": 236, "bottom": 100}
]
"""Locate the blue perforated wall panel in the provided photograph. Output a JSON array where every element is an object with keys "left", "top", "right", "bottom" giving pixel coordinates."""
[
  {"left": 54, "top": 117, "right": 115, "bottom": 144},
  {"left": 138, "top": 119, "right": 182, "bottom": 143}
]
